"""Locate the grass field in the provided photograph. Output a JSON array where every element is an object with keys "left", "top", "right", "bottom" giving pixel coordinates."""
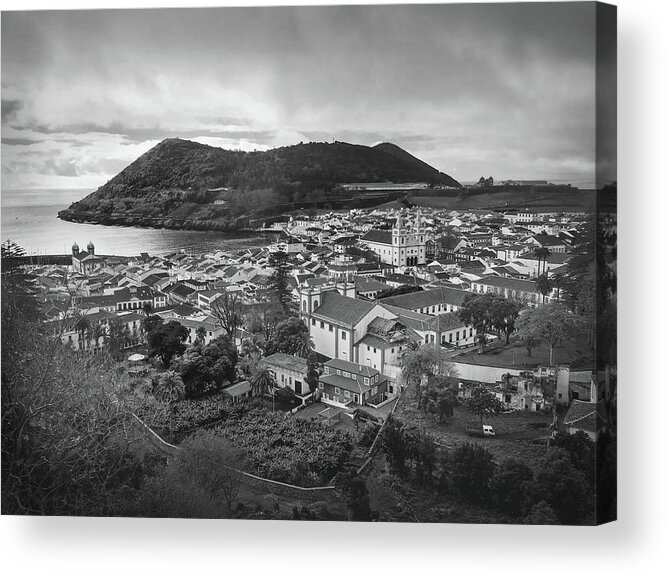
[
  {"left": 409, "top": 188, "right": 595, "bottom": 212},
  {"left": 454, "top": 336, "right": 595, "bottom": 370}
]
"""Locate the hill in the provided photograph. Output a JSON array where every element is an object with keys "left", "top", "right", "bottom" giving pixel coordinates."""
[{"left": 57, "top": 138, "right": 461, "bottom": 231}]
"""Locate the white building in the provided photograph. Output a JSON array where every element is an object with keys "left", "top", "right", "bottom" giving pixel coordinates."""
[{"left": 360, "top": 209, "right": 427, "bottom": 268}]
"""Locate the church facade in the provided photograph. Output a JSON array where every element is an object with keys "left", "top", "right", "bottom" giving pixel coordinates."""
[{"left": 360, "top": 210, "right": 427, "bottom": 268}]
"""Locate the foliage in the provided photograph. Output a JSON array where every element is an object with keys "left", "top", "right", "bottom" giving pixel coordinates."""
[
  {"left": 210, "top": 289, "right": 242, "bottom": 336},
  {"left": 493, "top": 459, "right": 534, "bottom": 516},
  {"left": 275, "top": 385, "right": 296, "bottom": 404},
  {"left": 341, "top": 471, "right": 373, "bottom": 521},
  {"left": 530, "top": 447, "right": 591, "bottom": 524},
  {"left": 305, "top": 355, "right": 320, "bottom": 395},
  {"left": 418, "top": 375, "right": 460, "bottom": 423},
  {"left": 376, "top": 285, "right": 424, "bottom": 299},
  {"left": 514, "top": 303, "right": 579, "bottom": 365},
  {"left": 264, "top": 316, "right": 313, "bottom": 358},
  {"left": 172, "top": 335, "right": 238, "bottom": 399},
  {"left": 213, "top": 409, "right": 353, "bottom": 486},
  {"left": 249, "top": 366, "right": 276, "bottom": 397},
  {"left": 551, "top": 430, "right": 595, "bottom": 485},
  {"left": 106, "top": 316, "right": 132, "bottom": 359},
  {"left": 0, "top": 240, "right": 41, "bottom": 327},
  {"left": 523, "top": 500, "right": 561, "bottom": 525},
  {"left": 535, "top": 273, "right": 554, "bottom": 303},
  {"left": 458, "top": 293, "right": 520, "bottom": 345},
  {"left": 2, "top": 315, "right": 143, "bottom": 514},
  {"left": 448, "top": 443, "right": 495, "bottom": 504},
  {"left": 129, "top": 431, "right": 245, "bottom": 518},
  {"left": 465, "top": 385, "right": 503, "bottom": 426},
  {"left": 154, "top": 371, "right": 185, "bottom": 404},
  {"left": 268, "top": 250, "right": 291, "bottom": 312},
  {"left": 147, "top": 320, "right": 189, "bottom": 366},
  {"left": 401, "top": 344, "right": 456, "bottom": 388}
]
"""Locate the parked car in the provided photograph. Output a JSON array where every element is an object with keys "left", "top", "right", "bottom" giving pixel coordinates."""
[{"left": 465, "top": 424, "right": 496, "bottom": 438}]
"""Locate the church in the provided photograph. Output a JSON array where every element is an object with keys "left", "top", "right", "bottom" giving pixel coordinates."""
[{"left": 360, "top": 209, "right": 427, "bottom": 268}]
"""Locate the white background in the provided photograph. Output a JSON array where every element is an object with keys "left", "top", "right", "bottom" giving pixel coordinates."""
[{"left": 1, "top": 0, "right": 663, "bottom": 573}]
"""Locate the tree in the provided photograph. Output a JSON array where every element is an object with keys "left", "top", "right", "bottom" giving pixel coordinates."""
[
  {"left": 458, "top": 293, "right": 511, "bottom": 350},
  {"left": 448, "top": 443, "right": 495, "bottom": 503},
  {"left": 523, "top": 500, "right": 560, "bottom": 525},
  {"left": 142, "top": 301, "right": 153, "bottom": 317},
  {"left": 381, "top": 417, "right": 409, "bottom": 477},
  {"left": 465, "top": 385, "right": 503, "bottom": 426},
  {"left": 249, "top": 366, "right": 275, "bottom": 397},
  {"left": 493, "top": 459, "right": 534, "bottom": 516},
  {"left": 376, "top": 285, "right": 423, "bottom": 299},
  {"left": 142, "top": 313, "right": 163, "bottom": 337},
  {"left": 551, "top": 430, "right": 595, "bottom": 485},
  {"left": 419, "top": 375, "right": 459, "bottom": 423},
  {"left": 131, "top": 432, "right": 245, "bottom": 518},
  {"left": 275, "top": 385, "right": 296, "bottom": 404},
  {"left": 147, "top": 320, "right": 189, "bottom": 366},
  {"left": 535, "top": 273, "right": 554, "bottom": 303},
  {"left": 74, "top": 315, "right": 91, "bottom": 351},
  {"left": 106, "top": 316, "right": 131, "bottom": 359},
  {"left": 488, "top": 297, "right": 521, "bottom": 344},
  {"left": 195, "top": 325, "right": 207, "bottom": 344},
  {"left": 154, "top": 371, "right": 185, "bottom": 441},
  {"left": 172, "top": 335, "right": 239, "bottom": 399},
  {"left": 210, "top": 289, "right": 243, "bottom": 337},
  {"left": 1, "top": 241, "right": 41, "bottom": 327},
  {"left": 401, "top": 344, "right": 455, "bottom": 388},
  {"left": 264, "top": 316, "right": 313, "bottom": 358},
  {"left": 531, "top": 448, "right": 591, "bottom": 524},
  {"left": 268, "top": 250, "right": 291, "bottom": 312},
  {"left": 305, "top": 355, "right": 320, "bottom": 398},
  {"left": 341, "top": 471, "right": 372, "bottom": 521},
  {"left": 514, "top": 303, "right": 578, "bottom": 365},
  {"left": 533, "top": 246, "right": 551, "bottom": 278}
]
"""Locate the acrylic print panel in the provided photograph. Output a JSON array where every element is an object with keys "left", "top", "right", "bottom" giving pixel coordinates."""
[{"left": 0, "top": 1, "right": 616, "bottom": 525}]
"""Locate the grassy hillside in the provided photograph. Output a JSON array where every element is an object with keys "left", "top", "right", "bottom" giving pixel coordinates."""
[{"left": 59, "top": 138, "right": 462, "bottom": 230}]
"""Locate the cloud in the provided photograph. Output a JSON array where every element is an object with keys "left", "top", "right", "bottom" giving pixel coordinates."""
[{"left": 1, "top": 4, "right": 599, "bottom": 188}]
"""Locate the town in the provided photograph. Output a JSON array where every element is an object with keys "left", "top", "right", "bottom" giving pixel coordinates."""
[{"left": 2, "top": 196, "right": 617, "bottom": 524}]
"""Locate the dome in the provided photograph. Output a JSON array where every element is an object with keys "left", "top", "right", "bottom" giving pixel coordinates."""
[{"left": 87, "top": 241, "right": 95, "bottom": 249}]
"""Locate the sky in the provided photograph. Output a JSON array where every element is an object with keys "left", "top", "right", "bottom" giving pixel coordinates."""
[{"left": 1, "top": 3, "right": 605, "bottom": 190}]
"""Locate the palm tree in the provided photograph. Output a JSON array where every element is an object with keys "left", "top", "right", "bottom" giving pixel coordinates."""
[
  {"left": 249, "top": 366, "right": 275, "bottom": 398},
  {"left": 293, "top": 331, "right": 315, "bottom": 359},
  {"left": 90, "top": 322, "right": 106, "bottom": 351},
  {"left": 533, "top": 247, "right": 551, "bottom": 277},
  {"left": 155, "top": 370, "right": 185, "bottom": 441},
  {"left": 535, "top": 273, "right": 554, "bottom": 303}
]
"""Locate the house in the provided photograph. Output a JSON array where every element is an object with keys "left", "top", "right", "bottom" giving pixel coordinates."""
[
  {"left": 354, "top": 276, "right": 389, "bottom": 300},
  {"left": 299, "top": 287, "right": 393, "bottom": 363},
  {"left": 222, "top": 380, "right": 252, "bottom": 403},
  {"left": 527, "top": 233, "right": 567, "bottom": 253},
  {"left": 562, "top": 399, "right": 608, "bottom": 442},
  {"left": 318, "top": 358, "right": 389, "bottom": 408},
  {"left": 261, "top": 353, "right": 310, "bottom": 397},
  {"left": 470, "top": 276, "right": 542, "bottom": 306},
  {"left": 494, "top": 373, "right": 546, "bottom": 412},
  {"left": 378, "top": 286, "right": 469, "bottom": 316}
]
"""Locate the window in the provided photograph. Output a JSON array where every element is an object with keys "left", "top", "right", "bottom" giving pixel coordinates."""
[
  {"left": 352, "top": 374, "right": 357, "bottom": 380},
  {"left": 366, "top": 345, "right": 370, "bottom": 351},
  {"left": 353, "top": 394, "right": 359, "bottom": 403},
  {"left": 311, "top": 318, "right": 316, "bottom": 325},
  {"left": 318, "top": 382, "right": 324, "bottom": 389},
  {"left": 364, "top": 377, "right": 369, "bottom": 385},
  {"left": 341, "top": 331, "right": 347, "bottom": 340},
  {"left": 329, "top": 324, "right": 333, "bottom": 332},
  {"left": 391, "top": 348, "right": 395, "bottom": 354},
  {"left": 343, "top": 371, "right": 349, "bottom": 378},
  {"left": 336, "top": 369, "right": 341, "bottom": 375},
  {"left": 456, "top": 331, "right": 460, "bottom": 340},
  {"left": 324, "top": 366, "right": 330, "bottom": 374},
  {"left": 335, "top": 387, "right": 341, "bottom": 395},
  {"left": 320, "top": 321, "right": 324, "bottom": 329},
  {"left": 344, "top": 390, "right": 350, "bottom": 398}
]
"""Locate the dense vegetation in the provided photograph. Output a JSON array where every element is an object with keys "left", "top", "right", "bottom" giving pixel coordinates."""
[{"left": 58, "top": 138, "right": 460, "bottom": 230}]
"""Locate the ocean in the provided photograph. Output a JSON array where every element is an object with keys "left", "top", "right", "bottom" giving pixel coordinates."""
[{"left": 0, "top": 188, "right": 273, "bottom": 257}]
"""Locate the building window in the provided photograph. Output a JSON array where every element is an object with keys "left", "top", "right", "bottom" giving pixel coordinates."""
[
  {"left": 329, "top": 324, "right": 333, "bottom": 332},
  {"left": 311, "top": 318, "right": 316, "bottom": 325},
  {"left": 318, "top": 382, "right": 324, "bottom": 390},
  {"left": 456, "top": 331, "right": 460, "bottom": 340},
  {"left": 336, "top": 369, "right": 341, "bottom": 375},
  {"left": 324, "top": 366, "right": 330, "bottom": 374},
  {"left": 344, "top": 390, "right": 350, "bottom": 398},
  {"left": 341, "top": 331, "right": 347, "bottom": 340},
  {"left": 364, "top": 377, "right": 369, "bottom": 385},
  {"left": 343, "top": 371, "right": 349, "bottom": 378},
  {"left": 366, "top": 345, "right": 370, "bottom": 351},
  {"left": 335, "top": 387, "right": 341, "bottom": 395},
  {"left": 353, "top": 394, "right": 360, "bottom": 403},
  {"left": 320, "top": 321, "right": 324, "bottom": 329},
  {"left": 352, "top": 374, "right": 357, "bottom": 380}
]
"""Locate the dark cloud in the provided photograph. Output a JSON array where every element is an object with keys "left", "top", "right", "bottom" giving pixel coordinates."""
[{"left": 1, "top": 3, "right": 600, "bottom": 187}]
